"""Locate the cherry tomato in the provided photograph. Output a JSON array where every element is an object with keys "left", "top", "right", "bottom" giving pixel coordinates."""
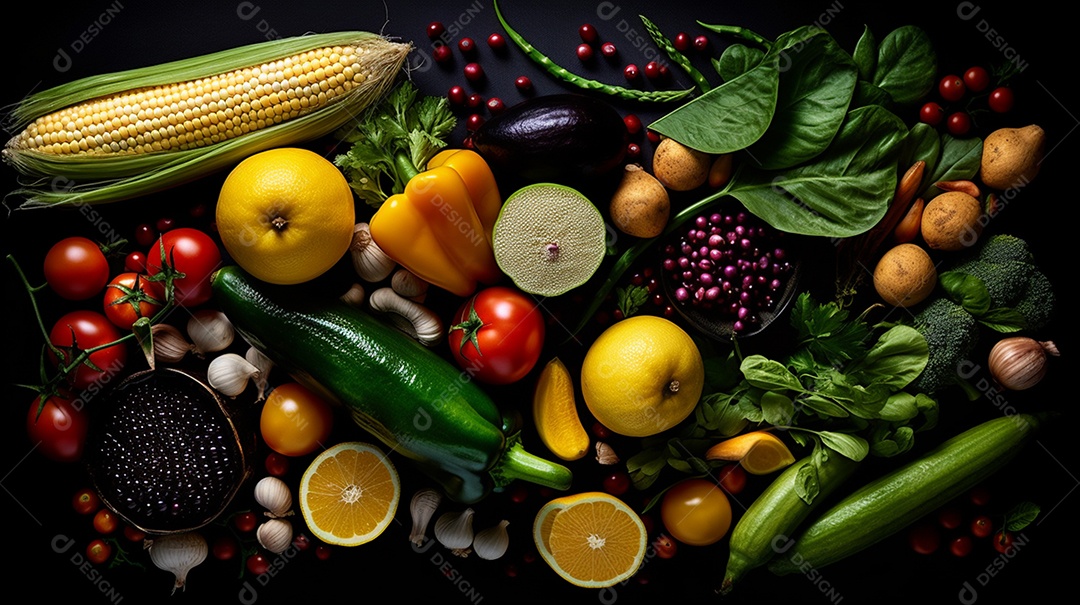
[
  {"left": 234, "top": 511, "right": 258, "bottom": 533},
  {"left": 660, "top": 478, "right": 732, "bottom": 546},
  {"left": 963, "top": 66, "right": 990, "bottom": 93},
  {"left": 124, "top": 251, "right": 148, "bottom": 273},
  {"left": 260, "top": 382, "right": 335, "bottom": 457},
  {"left": 939, "top": 74, "right": 966, "bottom": 102},
  {"left": 86, "top": 539, "right": 112, "bottom": 565},
  {"left": 43, "top": 237, "right": 110, "bottom": 301},
  {"left": 93, "top": 508, "right": 119, "bottom": 534},
  {"left": 938, "top": 506, "right": 963, "bottom": 530},
  {"left": 134, "top": 224, "right": 157, "bottom": 247},
  {"left": 73, "top": 488, "right": 101, "bottom": 515},
  {"left": 969, "top": 486, "right": 992, "bottom": 506},
  {"left": 718, "top": 463, "right": 747, "bottom": 495},
  {"left": 246, "top": 552, "right": 270, "bottom": 575},
  {"left": 971, "top": 515, "right": 993, "bottom": 538},
  {"left": 292, "top": 533, "right": 311, "bottom": 552},
  {"left": 448, "top": 286, "right": 546, "bottom": 385},
  {"left": 103, "top": 272, "right": 165, "bottom": 330},
  {"left": 27, "top": 393, "right": 88, "bottom": 462},
  {"left": 908, "top": 522, "right": 940, "bottom": 554},
  {"left": 993, "top": 530, "right": 1015, "bottom": 554},
  {"left": 652, "top": 533, "right": 677, "bottom": 559},
  {"left": 48, "top": 310, "right": 127, "bottom": 390},
  {"left": 947, "top": 112, "right": 972, "bottom": 136},
  {"left": 950, "top": 535, "right": 974, "bottom": 557},
  {"left": 212, "top": 534, "right": 239, "bottom": 560},
  {"left": 603, "top": 470, "right": 631, "bottom": 496},
  {"left": 315, "top": 545, "right": 332, "bottom": 560},
  {"left": 920, "top": 102, "right": 945, "bottom": 126},
  {"left": 145, "top": 227, "right": 222, "bottom": 308},
  {"left": 265, "top": 452, "right": 290, "bottom": 477},
  {"left": 123, "top": 525, "right": 146, "bottom": 542},
  {"left": 988, "top": 87, "right": 1014, "bottom": 113},
  {"left": 156, "top": 217, "right": 176, "bottom": 233}
]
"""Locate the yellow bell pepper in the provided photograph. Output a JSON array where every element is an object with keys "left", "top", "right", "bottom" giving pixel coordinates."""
[{"left": 369, "top": 149, "right": 503, "bottom": 297}]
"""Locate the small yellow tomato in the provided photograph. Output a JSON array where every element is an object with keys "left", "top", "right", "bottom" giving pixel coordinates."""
[
  {"left": 260, "top": 382, "right": 334, "bottom": 456},
  {"left": 660, "top": 478, "right": 732, "bottom": 546}
]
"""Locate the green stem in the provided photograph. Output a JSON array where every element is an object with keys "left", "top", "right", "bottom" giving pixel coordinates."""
[
  {"left": 697, "top": 22, "right": 772, "bottom": 50},
  {"left": 492, "top": 441, "right": 573, "bottom": 491},
  {"left": 394, "top": 150, "right": 420, "bottom": 183},
  {"left": 640, "top": 15, "right": 711, "bottom": 94},
  {"left": 8, "top": 255, "right": 63, "bottom": 360}
]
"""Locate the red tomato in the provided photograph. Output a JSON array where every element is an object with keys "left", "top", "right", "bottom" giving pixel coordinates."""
[
  {"left": 93, "top": 508, "right": 119, "bottom": 534},
  {"left": 652, "top": 533, "right": 677, "bottom": 559},
  {"left": 73, "top": 488, "right": 101, "bottom": 515},
  {"left": 908, "top": 522, "right": 940, "bottom": 554},
  {"left": 43, "top": 237, "right": 110, "bottom": 300},
  {"left": 86, "top": 539, "right": 112, "bottom": 565},
  {"left": 993, "top": 530, "right": 1016, "bottom": 554},
  {"left": 963, "top": 66, "right": 990, "bottom": 93},
  {"left": 48, "top": 310, "right": 127, "bottom": 390},
  {"left": 718, "top": 463, "right": 747, "bottom": 495},
  {"left": 448, "top": 287, "right": 546, "bottom": 385},
  {"left": 103, "top": 272, "right": 166, "bottom": 330},
  {"left": 26, "top": 393, "right": 88, "bottom": 462},
  {"left": 988, "top": 87, "right": 1014, "bottom": 113},
  {"left": 145, "top": 228, "right": 222, "bottom": 307},
  {"left": 212, "top": 534, "right": 239, "bottom": 560},
  {"left": 123, "top": 525, "right": 146, "bottom": 542}
]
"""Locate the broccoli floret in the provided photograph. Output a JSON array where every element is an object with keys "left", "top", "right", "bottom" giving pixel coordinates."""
[
  {"left": 1015, "top": 269, "right": 1056, "bottom": 329},
  {"left": 947, "top": 259, "right": 1031, "bottom": 308},
  {"left": 912, "top": 298, "right": 980, "bottom": 394},
  {"left": 976, "top": 234, "right": 1034, "bottom": 265}
]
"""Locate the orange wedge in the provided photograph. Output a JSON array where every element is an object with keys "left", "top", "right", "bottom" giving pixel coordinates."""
[
  {"left": 533, "top": 492, "right": 647, "bottom": 588},
  {"left": 704, "top": 430, "right": 796, "bottom": 475},
  {"left": 533, "top": 357, "right": 590, "bottom": 461},
  {"left": 299, "top": 441, "right": 400, "bottom": 546}
]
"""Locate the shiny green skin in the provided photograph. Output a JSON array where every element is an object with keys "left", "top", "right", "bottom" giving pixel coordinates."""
[
  {"left": 211, "top": 266, "right": 565, "bottom": 503},
  {"left": 768, "top": 415, "right": 1040, "bottom": 575}
]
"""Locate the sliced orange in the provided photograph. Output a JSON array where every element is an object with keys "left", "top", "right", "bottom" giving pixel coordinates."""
[
  {"left": 704, "top": 430, "right": 796, "bottom": 475},
  {"left": 533, "top": 492, "right": 647, "bottom": 588},
  {"left": 533, "top": 357, "right": 590, "bottom": 461},
  {"left": 299, "top": 441, "right": 400, "bottom": 546}
]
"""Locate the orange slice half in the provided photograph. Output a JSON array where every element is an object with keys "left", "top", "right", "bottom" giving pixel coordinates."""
[{"left": 299, "top": 441, "right": 400, "bottom": 546}]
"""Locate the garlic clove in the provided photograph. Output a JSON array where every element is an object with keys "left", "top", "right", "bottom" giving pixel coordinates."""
[
  {"left": 408, "top": 487, "right": 442, "bottom": 546},
  {"left": 187, "top": 309, "right": 235, "bottom": 356},
  {"left": 340, "top": 282, "right": 367, "bottom": 308},
  {"left": 151, "top": 323, "right": 195, "bottom": 364},
  {"left": 434, "top": 508, "right": 475, "bottom": 551},
  {"left": 149, "top": 531, "right": 208, "bottom": 595},
  {"left": 368, "top": 287, "right": 444, "bottom": 347},
  {"left": 254, "top": 476, "right": 293, "bottom": 518},
  {"left": 257, "top": 518, "right": 294, "bottom": 554},
  {"left": 351, "top": 222, "right": 397, "bottom": 283},
  {"left": 207, "top": 353, "right": 260, "bottom": 398},
  {"left": 391, "top": 268, "right": 430, "bottom": 303},
  {"left": 245, "top": 346, "right": 274, "bottom": 402},
  {"left": 472, "top": 519, "right": 510, "bottom": 560},
  {"left": 595, "top": 441, "right": 620, "bottom": 465}
]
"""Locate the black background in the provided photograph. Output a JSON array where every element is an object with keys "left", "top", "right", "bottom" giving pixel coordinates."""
[{"left": 2, "top": 1, "right": 1075, "bottom": 604}]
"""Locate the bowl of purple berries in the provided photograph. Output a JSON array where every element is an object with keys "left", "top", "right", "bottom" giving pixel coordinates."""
[{"left": 661, "top": 206, "right": 800, "bottom": 340}]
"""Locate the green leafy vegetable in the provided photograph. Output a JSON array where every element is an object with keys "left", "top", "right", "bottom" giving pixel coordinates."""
[
  {"left": 614, "top": 285, "right": 649, "bottom": 319},
  {"left": 869, "top": 25, "right": 937, "bottom": 104},
  {"left": 1004, "top": 502, "right": 1040, "bottom": 532}
]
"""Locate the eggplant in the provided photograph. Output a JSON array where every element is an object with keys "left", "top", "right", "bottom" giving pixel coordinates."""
[{"left": 470, "top": 94, "right": 628, "bottom": 185}]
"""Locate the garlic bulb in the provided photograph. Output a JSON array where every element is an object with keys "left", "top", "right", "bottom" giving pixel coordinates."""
[
  {"left": 472, "top": 520, "right": 510, "bottom": 560},
  {"left": 257, "top": 518, "right": 294, "bottom": 554},
  {"left": 391, "top": 268, "right": 429, "bottom": 303},
  {"left": 245, "top": 346, "right": 274, "bottom": 401},
  {"left": 408, "top": 488, "right": 442, "bottom": 546},
  {"left": 187, "top": 309, "right": 235, "bottom": 355},
  {"left": 340, "top": 282, "right": 367, "bottom": 307},
  {"left": 151, "top": 323, "right": 195, "bottom": 363},
  {"left": 434, "top": 508, "right": 474, "bottom": 551},
  {"left": 351, "top": 222, "right": 396, "bottom": 282},
  {"left": 595, "top": 441, "right": 619, "bottom": 465},
  {"left": 254, "top": 476, "right": 293, "bottom": 518},
  {"left": 149, "top": 532, "right": 208, "bottom": 594},
  {"left": 207, "top": 353, "right": 260, "bottom": 397},
  {"left": 368, "top": 287, "right": 444, "bottom": 347}
]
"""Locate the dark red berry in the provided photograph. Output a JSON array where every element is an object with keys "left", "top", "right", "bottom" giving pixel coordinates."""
[
  {"left": 603, "top": 471, "right": 631, "bottom": 495},
  {"left": 515, "top": 76, "right": 533, "bottom": 93},
  {"left": 124, "top": 251, "right": 147, "bottom": 273},
  {"left": 623, "top": 114, "right": 642, "bottom": 135},
  {"left": 265, "top": 452, "right": 289, "bottom": 477},
  {"left": 486, "top": 97, "right": 505, "bottom": 114},
  {"left": 624, "top": 64, "right": 640, "bottom": 81},
  {"left": 579, "top": 23, "right": 598, "bottom": 43},
  {"left": 155, "top": 217, "right": 176, "bottom": 233},
  {"left": 938, "top": 506, "right": 963, "bottom": 530},
  {"left": 427, "top": 22, "right": 446, "bottom": 40},
  {"left": 693, "top": 35, "right": 709, "bottom": 52},
  {"left": 466, "top": 114, "right": 485, "bottom": 131},
  {"left": 447, "top": 85, "right": 467, "bottom": 106},
  {"left": 577, "top": 43, "right": 594, "bottom": 62},
  {"left": 315, "top": 545, "right": 332, "bottom": 560},
  {"left": 246, "top": 553, "right": 269, "bottom": 575},
  {"left": 466, "top": 93, "right": 483, "bottom": 109},
  {"left": 988, "top": 87, "right": 1014, "bottom": 113},
  {"left": 592, "top": 421, "right": 611, "bottom": 439},
  {"left": 134, "top": 224, "right": 156, "bottom": 247},
  {"left": 644, "top": 61, "right": 662, "bottom": 81},
  {"left": 600, "top": 42, "right": 617, "bottom": 58},
  {"left": 433, "top": 44, "right": 452, "bottom": 64},
  {"left": 487, "top": 33, "right": 507, "bottom": 51},
  {"left": 908, "top": 523, "right": 940, "bottom": 555},
  {"left": 970, "top": 486, "right": 992, "bottom": 507},
  {"left": 458, "top": 37, "right": 477, "bottom": 56},
  {"left": 647, "top": 130, "right": 661, "bottom": 144},
  {"left": 292, "top": 533, "right": 311, "bottom": 551},
  {"left": 946, "top": 112, "right": 972, "bottom": 136},
  {"left": 463, "top": 62, "right": 484, "bottom": 82},
  {"left": 673, "top": 32, "right": 691, "bottom": 52},
  {"left": 626, "top": 142, "right": 641, "bottom": 159},
  {"left": 950, "top": 536, "right": 974, "bottom": 557},
  {"left": 920, "top": 102, "right": 945, "bottom": 126}
]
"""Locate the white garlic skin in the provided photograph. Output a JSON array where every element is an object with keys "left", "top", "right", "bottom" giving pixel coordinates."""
[
  {"left": 187, "top": 309, "right": 235, "bottom": 355},
  {"left": 254, "top": 476, "right": 294, "bottom": 518},
  {"left": 257, "top": 519, "right": 294, "bottom": 554},
  {"left": 149, "top": 532, "right": 208, "bottom": 595},
  {"left": 207, "top": 353, "right": 260, "bottom": 397},
  {"left": 408, "top": 488, "right": 442, "bottom": 546},
  {"left": 472, "top": 520, "right": 510, "bottom": 560},
  {"left": 434, "top": 508, "right": 475, "bottom": 550}
]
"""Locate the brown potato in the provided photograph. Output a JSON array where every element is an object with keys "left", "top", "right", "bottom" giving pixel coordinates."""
[
  {"left": 921, "top": 191, "right": 983, "bottom": 251},
  {"left": 873, "top": 243, "right": 937, "bottom": 308},
  {"left": 609, "top": 164, "right": 670, "bottom": 238},
  {"left": 652, "top": 137, "right": 711, "bottom": 191},
  {"left": 980, "top": 124, "right": 1045, "bottom": 190}
]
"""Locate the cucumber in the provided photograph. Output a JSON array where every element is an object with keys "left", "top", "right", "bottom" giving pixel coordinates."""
[
  {"left": 720, "top": 449, "right": 859, "bottom": 594},
  {"left": 768, "top": 414, "right": 1039, "bottom": 575},
  {"left": 211, "top": 265, "right": 572, "bottom": 503}
]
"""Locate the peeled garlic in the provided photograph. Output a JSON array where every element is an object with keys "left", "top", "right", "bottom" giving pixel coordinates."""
[
  {"left": 351, "top": 222, "right": 396, "bottom": 282},
  {"left": 391, "top": 268, "right": 429, "bottom": 303},
  {"left": 408, "top": 488, "right": 442, "bottom": 546},
  {"left": 472, "top": 520, "right": 510, "bottom": 560},
  {"left": 340, "top": 283, "right": 367, "bottom": 308},
  {"left": 245, "top": 346, "right": 274, "bottom": 401},
  {"left": 257, "top": 518, "right": 293, "bottom": 554},
  {"left": 207, "top": 353, "right": 260, "bottom": 398},
  {"left": 434, "top": 508, "right": 474, "bottom": 551},
  {"left": 368, "top": 287, "right": 444, "bottom": 347},
  {"left": 254, "top": 476, "right": 293, "bottom": 518},
  {"left": 187, "top": 309, "right": 235, "bottom": 355},
  {"left": 149, "top": 532, "right": 208, "bottom": 594},
  {"left": 151, "top": 323, "right": 195, "bottom": 363}
]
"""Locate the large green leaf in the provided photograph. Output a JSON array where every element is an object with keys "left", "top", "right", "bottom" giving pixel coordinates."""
[{"left": 871, "top": 25, "right": 936, "bottom": 105}]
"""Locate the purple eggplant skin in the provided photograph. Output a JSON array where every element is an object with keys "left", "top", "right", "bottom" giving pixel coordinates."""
[{"left": 471, "top": 94, "right": 628, "bottom": 185}]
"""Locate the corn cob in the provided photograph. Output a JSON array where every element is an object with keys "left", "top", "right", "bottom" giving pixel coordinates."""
[{"left": 3, "top": 31, "right": 411, "bottom": 209}]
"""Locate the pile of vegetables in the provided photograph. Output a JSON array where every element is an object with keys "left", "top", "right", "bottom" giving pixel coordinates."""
[{"left": 1, "top": 3, "right": 1068, "bottom": 603}]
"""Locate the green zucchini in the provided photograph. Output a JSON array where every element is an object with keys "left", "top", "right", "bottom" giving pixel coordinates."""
[
  {"left": 720, "top": 449, "right": 859, "bottom": 594},
  {"left": 768, "top": 414, "right": 1039, "bottom": 575},
  {"left": 211, "top": 265, "right": 572, "bottom": 504}
]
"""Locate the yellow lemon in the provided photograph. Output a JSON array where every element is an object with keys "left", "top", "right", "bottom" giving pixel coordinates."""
[
  {"left": 580, "top": 316, "right": 704, "bottom": 437},
  {"left": 216, "top": 147, "right": 355, "bottom": 285}
]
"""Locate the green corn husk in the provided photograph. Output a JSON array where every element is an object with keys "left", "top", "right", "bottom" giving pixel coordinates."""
[{"left": 3, "top": 31, "right": 411, "bottom": 209}]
